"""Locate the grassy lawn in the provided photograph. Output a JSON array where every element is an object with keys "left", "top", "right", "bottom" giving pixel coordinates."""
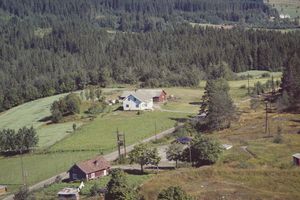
[
  {"left": 266, "top": 0, "right": 300, "bottom": 18},
  {"left": 0, "top": 92, "right": 73, "bottom": 148},
  {"left": 33, "top": 173, "right": 151, "bottom": 200},
  {"left": 0, "top": 88, "right": 128, "bottom": 148},
  {"left": 51, "top": 111, "right": 190, "bottom": 152},
  {"left": 0, "top": 151, "right": 99, "bottom": 193},
  {"left": 161, "top": 87, "right": 203, "bottom": 113}
]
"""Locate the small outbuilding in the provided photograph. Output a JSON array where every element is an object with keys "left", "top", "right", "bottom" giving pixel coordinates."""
[
  {"left": 0, "top": 185, "right": 7, "bottom": 195},
  {"left": 292, "top": 153, "right": 300, "bottom": 166},
  {"left": 175, "top": 137, "right": 192, "bottom": 144},
  {"left": 221, "top": 144, "right": 233, "bottom": 150},
  {"left": 69, "top": 156, "right": 110, "bottom": 181},
  {"left": 57, "top": 188, "right": 79, "bottom": 200}
]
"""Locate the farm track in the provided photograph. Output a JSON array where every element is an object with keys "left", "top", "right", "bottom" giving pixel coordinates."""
[{"left": 3, "top": 126, "right": 180, "bottom": 200}]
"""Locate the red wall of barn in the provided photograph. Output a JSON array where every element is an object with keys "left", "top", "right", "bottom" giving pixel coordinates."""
[{"left": 153, "top": 91, "right": 167, "bottom": 102}]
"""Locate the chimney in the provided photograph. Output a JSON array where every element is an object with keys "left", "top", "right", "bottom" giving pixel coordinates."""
[{"left": 94, "top": 160, "right": 98, "bottom": 166}]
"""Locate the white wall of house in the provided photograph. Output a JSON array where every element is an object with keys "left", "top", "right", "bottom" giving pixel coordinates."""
[{"left": 123, "top": 95, "right": 153, "bottom": 111}]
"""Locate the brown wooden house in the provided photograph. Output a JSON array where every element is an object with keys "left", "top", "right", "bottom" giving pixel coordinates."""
[{"left": 68, "top": 156, "right": 110, "bottom": 181}]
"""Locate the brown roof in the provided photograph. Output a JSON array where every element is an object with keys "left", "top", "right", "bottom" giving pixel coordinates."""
[{"left": 74, "top": 156, "right": 110, "bottom": 174}]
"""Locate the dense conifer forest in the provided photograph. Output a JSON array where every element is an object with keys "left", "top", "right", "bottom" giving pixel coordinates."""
[{"left": 0, "top": 0, "right": 299, "bottom": 111}]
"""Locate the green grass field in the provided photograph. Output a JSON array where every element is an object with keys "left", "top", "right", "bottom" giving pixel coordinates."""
[
  {"left": 0, "top": 93, "right": 74, "bottom": 148},
  {"left": 0, "top": 151, "right": 99, "bottom": 193},
  {"left": 266, "top": 0, "right": 300, "bottom": 18},
  {"left": 51, "top": 111, "right": 190, "bottom": 152}
]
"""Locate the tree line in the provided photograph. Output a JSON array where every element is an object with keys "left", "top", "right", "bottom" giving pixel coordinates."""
[
  {"left": 0, "top": 0, "right": 281, "bottom": 30},
  {"left": 0, "top": 18, "right": 299, "bottom": 112},
  {"left": 0, "top": 126, "right": 38, "bottom": 154}
]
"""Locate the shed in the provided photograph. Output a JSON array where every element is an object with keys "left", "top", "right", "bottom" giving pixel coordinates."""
[
  {"left": 0, "top": 185, "right": 7, "bottom": 195},
  {"left": 57, "top": 188, "right": 79, "bottom": 200},
  {"left": 175, "top": 137, "right": 192, "bottom": 144},
  {"left": 292, "top": 153, "right": 300, "bottom": 166},
  {"left": 221, "top": 144, "right": 233, "bottom": 150},
  {"left": 69, "top": 156, "right": 111, "bottom": 181}
]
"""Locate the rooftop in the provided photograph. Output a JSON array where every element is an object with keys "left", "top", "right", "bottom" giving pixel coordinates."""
[
  {"left": 57, "top": 188, "right": 78, "bottom": 195},
  {"left": 74, "top": 156, "right": 110, "bottom": 174},
  {"left": 293, "top": 153, "right": 300, "bottom": 159},
  {"left": 121, "top": 89, "right": 165, "bottom": 101},
  {"left": 0, "top": 185, "right": 7, "bottom": 189}
]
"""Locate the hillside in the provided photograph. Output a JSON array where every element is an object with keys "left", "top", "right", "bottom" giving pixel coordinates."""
[{"left": 140, "top": 99, "right": 300, "bottom": 199}]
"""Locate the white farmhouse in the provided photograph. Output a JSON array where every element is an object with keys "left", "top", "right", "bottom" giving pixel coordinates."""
[{"left": 123, "top": 92, "right": 153, "bottom": 111}]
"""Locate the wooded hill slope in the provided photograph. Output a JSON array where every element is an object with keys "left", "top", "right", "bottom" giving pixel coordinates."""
[
  {"left": 0, "top": 0, "right": 276, "bottom": 28},
  {"left": 0, "top": 0, "right": 299, "bottom": 112}
]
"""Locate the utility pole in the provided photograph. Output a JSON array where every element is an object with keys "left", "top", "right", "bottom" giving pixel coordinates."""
[
  {"left": 116, "top": 129, "right": 126, "bottom": 158},
  {"left": 248, "top": 73, "right": 250, "bottom": 95},
  {"left": 154, "top": 121, "right": 157, "bottom": 141},
  {"left": 20, "top": 149, "right": 27, "bottom": 187},
  {"left": 189, "top": 141, "right": 192, "bottom": 165},
  {"left": 265, "top": 101, "right": 270, "bottom": 136}
]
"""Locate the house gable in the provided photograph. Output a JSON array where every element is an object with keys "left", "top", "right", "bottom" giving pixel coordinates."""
[{"left": 69, "top": 164, "right": 87, "bottom": 180}]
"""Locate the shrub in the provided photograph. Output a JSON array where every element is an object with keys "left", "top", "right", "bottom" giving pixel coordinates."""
[
  {"left": 273, "top": 126, "right": 283, "bottom": 144},
  {"left": 14, "top": 187, "right": 34, "bottom": 200},
  {"left": 181, "top": 135, "right": 222, "bottom": 166},
  {"left": 137, "top": 110, "right": 144, "bottom": 115},
  {"left": 157, "top": 186, "right": 192, "bottom": 200},
  {"left": 90, "top": 183, "right": 100, "bottom": 196},
  {"left": 87, "top": 103, "right": 106, "bottom": 115},
  {"left": 239, "top": 84, "right": 247, "bottom": 89},
  {"left": 261, "top": 72, "right": 270, "bottom": 78},
  {"left": 55, "top": 175, "right": 62, "bottom": 183}
]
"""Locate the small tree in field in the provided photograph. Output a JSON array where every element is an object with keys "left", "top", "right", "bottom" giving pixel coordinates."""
[
  {"left": 128, "top": 143, "right": 161, "bottom": 173},
  {"left": 166, "top": 143, "right": 184, "bottom": 168},
  {"left": 157, "top": 186, "right": 192, "bottom": 200},
  {"left": 181, "top": 135, "right": 222, "bottom": 166},
  {"left": 14, "top": 187, "right": 34, "bottom": 200},
  {"left": 106, "top": 169, "right": 137, "bottom": 200}
]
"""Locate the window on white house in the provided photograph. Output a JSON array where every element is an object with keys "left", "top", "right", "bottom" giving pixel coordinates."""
[
  {"left": 126, "top": 104, "right": 129, "bottom": 108},
  {"left": 133, "top": 97, "right": 137, "bottom": 102},
  {"left": 136, "top": 104, "right": 139, "bottom": 108}
]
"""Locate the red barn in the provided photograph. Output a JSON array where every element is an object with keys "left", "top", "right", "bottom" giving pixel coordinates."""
[
  {"left": 68, "top": 156, "right": 110, "bottom": 181},
  {"left": 293, "top": 153, "right": 300, "bottom": 166}
]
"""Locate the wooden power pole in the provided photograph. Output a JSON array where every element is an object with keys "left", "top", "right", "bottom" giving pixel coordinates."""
[
  {"left": 265, "top": 101, "right": 271, "bottom": 136},
  {"left": 117, "top": 129, "right": 126, "bottom": 158},
  {"left": 248, "top": 73, "right": 250, "bottom": 95}
]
